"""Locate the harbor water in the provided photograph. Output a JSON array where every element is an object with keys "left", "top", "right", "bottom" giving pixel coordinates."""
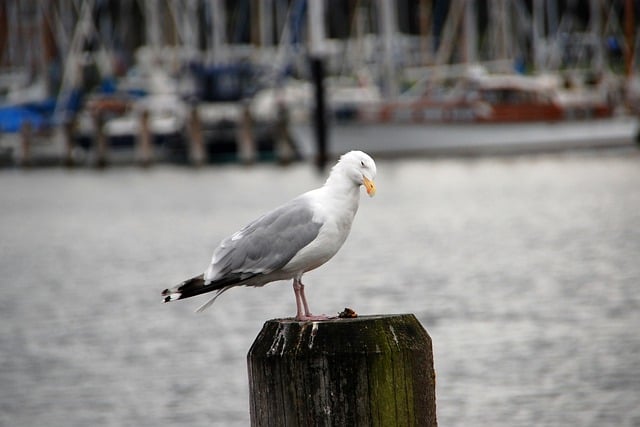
[{"left": 1, "top": 149, "right": 640, "bottom": 426}]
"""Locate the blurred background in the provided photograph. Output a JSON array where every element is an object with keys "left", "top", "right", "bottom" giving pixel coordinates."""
[{"left": 1, "top": 1, "right": 640, "bottom": 426}]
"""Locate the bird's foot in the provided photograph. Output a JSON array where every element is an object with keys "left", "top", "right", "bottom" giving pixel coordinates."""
[{"left": 295, "top": 313, "right": 336, "bottom": 322}]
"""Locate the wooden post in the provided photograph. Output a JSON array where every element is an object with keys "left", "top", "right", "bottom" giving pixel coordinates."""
[
  {"left": 274, "top": 100, "right": 295, "bottom": 166},
  {"left": 247, "top": 314, "right": 437, "bottom": 426},
  {"left": 19, "top": 121, "right": 32, "bottom": 167},
  {"left": 188, "top": 105, "right": 205, "bottom": 167},
  {"left": 310, "top": 57, "right": 328, "bottom": 172},
  {"left": 237, "top": 101, "right": 256, "bottom": 165},
  {"left": 137, "top": 109, "right": 153, "bottom": 167},
  {"left": 308, "top": 0, "right": 328, "bottom": 171},
  {"left": 62, "top": 117, "right": 76, "bottom": 167},
  {"left": 93, "top": 112, "right": 108, "bottom": 168}
]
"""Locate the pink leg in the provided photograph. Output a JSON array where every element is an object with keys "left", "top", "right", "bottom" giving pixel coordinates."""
[
  {"left": 299, "top": 283, "right": 312, "bottom": 317},
  {"left": 292, "top": 278, "right": 333, "bottom": 321},
  {"left": 292, "top": 279, "right": 305, "bottom": 320}
]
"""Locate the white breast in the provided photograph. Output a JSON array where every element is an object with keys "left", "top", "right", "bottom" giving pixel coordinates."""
[{"left": 282, "top": 186, "right": 359, "bottom": 275}]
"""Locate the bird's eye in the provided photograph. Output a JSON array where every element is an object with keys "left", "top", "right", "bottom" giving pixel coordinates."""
[{"left": 360, "top": 160, "right": 365, "bottom": 167}]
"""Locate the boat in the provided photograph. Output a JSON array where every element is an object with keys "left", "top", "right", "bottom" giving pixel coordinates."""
[{"left": 291, "top": 70, "right": 639, "bottom": 158}]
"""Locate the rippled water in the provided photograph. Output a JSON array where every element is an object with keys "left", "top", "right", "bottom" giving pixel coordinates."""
[{"left": 1, "top": 149, "right": 640, "bottom": 426}]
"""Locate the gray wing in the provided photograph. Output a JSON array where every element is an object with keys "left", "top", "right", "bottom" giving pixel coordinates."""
[{"left": 205, "top": 196, "right": 322, "bottom": 282}]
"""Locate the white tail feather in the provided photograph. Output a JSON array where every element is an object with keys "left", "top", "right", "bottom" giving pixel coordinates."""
[
  {"left": 195, "top": 286, "right": 233, "bottom": 313},
  {"left": 163, "top": 292, "right": 182, "bottom": 303}
]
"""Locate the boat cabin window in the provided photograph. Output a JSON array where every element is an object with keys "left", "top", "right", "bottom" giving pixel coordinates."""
[{"left": 478, "top": 88, "right": 548, "bottom": 105}]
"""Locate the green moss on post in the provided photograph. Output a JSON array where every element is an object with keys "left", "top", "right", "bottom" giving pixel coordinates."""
[{"left": 247, "top": 314, "right": 437, "bottom": 426}]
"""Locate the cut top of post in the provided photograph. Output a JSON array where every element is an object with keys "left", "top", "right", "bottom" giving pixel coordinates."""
[{"left": 249, "top": 314, "right": 432, "bottom": 357}]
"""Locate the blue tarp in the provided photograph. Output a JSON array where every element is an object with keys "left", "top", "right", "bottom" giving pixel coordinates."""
[
  {"left": 0, "top": 97, "right": 63, "bottom": 133},
  {"left": 0, "top": 105, "right": 49, "bottom": 133}
]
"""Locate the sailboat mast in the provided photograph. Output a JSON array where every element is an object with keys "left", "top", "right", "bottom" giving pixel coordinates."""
[
  {"left": 625, "top": 0, "right": 635, "bottom": 77},
  {"left": 464, "top": 0, "right": 477, "bottom": 64},
  {"left": 378, "top": 0, "right": 397, "bottom": 98}
]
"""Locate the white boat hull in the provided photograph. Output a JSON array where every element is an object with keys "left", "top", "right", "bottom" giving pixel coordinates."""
[{"left": 292, "top": 116, "right": 640, "bottom": 158}]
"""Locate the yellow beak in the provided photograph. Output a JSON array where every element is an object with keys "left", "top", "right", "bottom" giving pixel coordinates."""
[{"left": 363, "top": 176, "right": 376, "bottom": 197}]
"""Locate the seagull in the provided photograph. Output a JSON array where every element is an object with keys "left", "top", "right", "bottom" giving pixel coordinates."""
[{"left": 161, "top": 150, "right": 377, "bottom": 321}]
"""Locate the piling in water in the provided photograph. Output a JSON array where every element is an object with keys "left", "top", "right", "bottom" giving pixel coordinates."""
[
  {"left": 19, "top": 121, "right": 32, "bottom": 167},
  {"left": 93, "top": 112, "right": 108, "bottom": 168},
  {"left": 188, "top": 106, "right": 205, "bottom": 167},
  {"left": 137, "top": 109, "right": 154, "bottom": 167},
  {"left": 247, "top": 314, "right": 437, "bottom": 426},
  {"left": 237, "top": 102, "right": 256, "bottom": 165},
  {"left": 310, "top": 57, "right": 328, "bottom": 171},
  {"left": 63, "top": 118, "right": 76, "bottom": 167}
]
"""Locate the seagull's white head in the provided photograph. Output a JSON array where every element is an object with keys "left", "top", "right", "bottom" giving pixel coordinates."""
[{"left": 331, "top": 150, "right": 377, "bottom": 197}]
